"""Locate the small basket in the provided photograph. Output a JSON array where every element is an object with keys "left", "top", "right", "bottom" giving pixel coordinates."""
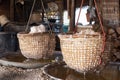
[
  {"left": 17, "top": 32, "right": 55, "bottom": 59},
  {"left": 59, "top": 33, "right": 103, "bottom": 72}
]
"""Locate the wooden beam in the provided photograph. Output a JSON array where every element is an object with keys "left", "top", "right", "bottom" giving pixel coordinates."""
[
  {"left": 69, "top": 0, "right": 76, "bottom": 32},
  {"left": 10, "top": 0, "right": 14, "bottom": 21},
  {"left": 67, "top": 0, "right": 71, "bottom": 18}
]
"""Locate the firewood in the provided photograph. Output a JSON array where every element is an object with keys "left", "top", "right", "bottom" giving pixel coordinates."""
[{"left": 115, "top": 27, "right": 120, "bottom": 35}]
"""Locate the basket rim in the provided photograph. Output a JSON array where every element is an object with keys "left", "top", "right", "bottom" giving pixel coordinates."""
[
  {"left": 18, "top": 32, "right": 50, "bottom": 34},
  {"left": 59, "top": 34, "right": 102, "bottom": 39},
  {"left": 17, "top": 32, "right": 55, "bottom": 37}
]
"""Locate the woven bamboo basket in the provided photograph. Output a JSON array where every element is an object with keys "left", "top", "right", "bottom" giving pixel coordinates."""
[
  {"left": 17, "top": 32, "right": 55, "bottom": 59},
  {"left": 59, "top": 33, "right": 103, "bottom": 72}
]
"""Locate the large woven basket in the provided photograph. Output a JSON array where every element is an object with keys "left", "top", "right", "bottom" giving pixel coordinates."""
[
  {"left": 17, "top": 32, "right": 55, "bottom": 59},
  {"left": 59, "top": 33, "right": 103, "bottom": 72}
]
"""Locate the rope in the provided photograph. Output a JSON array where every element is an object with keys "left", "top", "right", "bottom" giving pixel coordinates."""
[
  {"left": 75, "top": 0, "right": 106, "bottom": 53},
  {"left": 94, "top": 0, "right": 106, "bottom": 53},
  {"left": 75, "top": 0, "right": 84, "bottom": 32},
  {"left": 40, "top": 0, "right": 53, "bottom": 56},
  {"left": 40, "top": 0, "right": 52, "bottom": 34},
  {"left": 25, "top": 0, "right": 52, "bottom": 34},
  {"left": 25, "top": 0, "right": 36, "bottom": 32}
]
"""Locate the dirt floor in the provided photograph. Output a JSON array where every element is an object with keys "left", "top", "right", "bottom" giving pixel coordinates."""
[
  {"left": 0, "top": 51, "right": 63, "bottom": 80},
  {"left": 0, "top": 65, "right": 50, "bottom": 80}
]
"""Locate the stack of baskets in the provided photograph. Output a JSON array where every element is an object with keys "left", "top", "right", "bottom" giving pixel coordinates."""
[
  {"left": 17, "top": 32, "right": 55, "bottom": 59},
  {"left": 59, "top": 30, "right": 103, "bottom": 72}
]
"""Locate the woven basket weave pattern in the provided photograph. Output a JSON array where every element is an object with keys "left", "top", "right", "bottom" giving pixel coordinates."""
[
  {"left": 17, "top": 32, "right": 55, "bottom": 59},
  {"left": 60, "top": 34, "right": 102, "bottom": 72}
]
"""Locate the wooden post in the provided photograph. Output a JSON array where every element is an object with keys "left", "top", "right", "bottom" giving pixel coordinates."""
[
  {"left": 67, "top": 0, "right": 71, "bottom": 18},
  {"left": 69, "top": 0, "right": 76, "bottom": 32},
  {"left": 10, "top": 0, "right": 14, "bottom": 21}
]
